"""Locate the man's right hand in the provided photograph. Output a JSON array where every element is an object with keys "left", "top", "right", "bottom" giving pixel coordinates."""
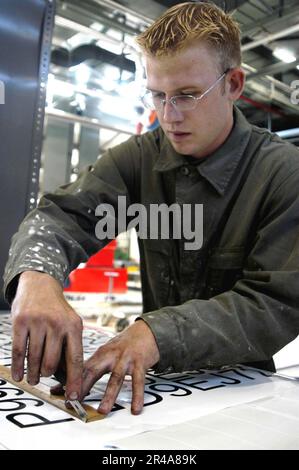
[{"left": 11, "top": 271, "right": 83, "bottom": 401}]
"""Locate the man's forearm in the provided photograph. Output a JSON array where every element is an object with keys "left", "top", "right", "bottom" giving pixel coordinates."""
[
  {"left": 3, "top": 199, "right": 89, "bottom": 303},
  {"left": 142, "top": 278, "right": 299, "bottom": 373}
]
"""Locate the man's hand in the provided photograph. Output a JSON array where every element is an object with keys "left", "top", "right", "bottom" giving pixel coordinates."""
[
  {"left": 79, "top": 320, "right": 159, "bottom": 415},
  {"left": 11, "top": 271, "right": 83, "bottom": 401}
]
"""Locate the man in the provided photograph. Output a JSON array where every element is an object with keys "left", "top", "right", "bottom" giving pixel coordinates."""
[{"left": 4, "top": 2, "right": 299, "bottom": 416}]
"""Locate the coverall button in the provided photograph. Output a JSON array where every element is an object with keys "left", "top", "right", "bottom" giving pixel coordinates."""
[{"left": 180, "top": 166, "right": 190, "bottom": 176}]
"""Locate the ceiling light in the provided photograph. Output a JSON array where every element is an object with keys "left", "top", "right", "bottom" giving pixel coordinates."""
[
  {"left": 90, "top": 22, "right": 103, "bottom": 32},
  {"left": 273, "top": 48, "right": 296, "bottom": 63},
  {"left": 47, "top": 76, "right": 75, "bottom": 99},
  {"left": 70, "top": 64, "right": 91, "bottom": 85},
  {"left": 70, "top": 93, "right": 86, "bottom": 111},
  {"left": 71, "top": 149, "right": 79, "bottom": 167}
]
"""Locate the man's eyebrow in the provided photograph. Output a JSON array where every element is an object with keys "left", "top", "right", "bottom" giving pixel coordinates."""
[
  {"left": 146, "top": 87, "right": 163, "bottom": 92},
  {"left": 147, "top": 85, "right": 203, "bottom": 93}
]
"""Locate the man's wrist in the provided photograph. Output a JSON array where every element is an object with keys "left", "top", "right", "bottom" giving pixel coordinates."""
[{"left": 18, "top": 270, "right": 64, "bottom": 293}]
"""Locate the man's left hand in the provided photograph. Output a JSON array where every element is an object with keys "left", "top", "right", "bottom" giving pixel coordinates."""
[{"left": 51, "top": 319, "right": 160, "bottom": 415}]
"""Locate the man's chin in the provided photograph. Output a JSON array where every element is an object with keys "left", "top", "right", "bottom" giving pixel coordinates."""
[{"left": 169, "top": 139, "right": 195, "bottom": 156}]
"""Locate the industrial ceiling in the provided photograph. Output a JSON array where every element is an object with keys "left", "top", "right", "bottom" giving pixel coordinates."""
[{"left": 48, "top": 0, "right": 299, "bottom": 143}]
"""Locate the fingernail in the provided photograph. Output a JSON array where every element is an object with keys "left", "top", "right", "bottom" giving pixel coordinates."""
[
  {"left": 98, "top": 406, "right": 108, "bottom": 415},
  {"left": 12, "top": 372, "right": 21, "bottom": 381},
  {"left": 28, "top": 378, "right": 38, "bottom": 386},
  {"left": 69, "top": 392, "right": 78, "bottom": 400}
]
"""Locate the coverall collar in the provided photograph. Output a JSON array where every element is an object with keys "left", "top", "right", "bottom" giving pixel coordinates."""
[{"left": 154, "top": 106, "right": 252, "bottom": 196}]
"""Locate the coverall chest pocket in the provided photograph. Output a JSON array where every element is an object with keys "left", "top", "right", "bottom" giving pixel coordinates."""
[
  {"left": 204, "top": 248, "right": 245, "bottom": 298},
  {"left": 144, "top": 239, "right": 171, "bottom": 308}
]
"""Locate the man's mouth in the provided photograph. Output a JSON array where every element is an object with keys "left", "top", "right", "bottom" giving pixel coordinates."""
[{"left": 168, "top": 131, "right": 191, "bottom": 141}]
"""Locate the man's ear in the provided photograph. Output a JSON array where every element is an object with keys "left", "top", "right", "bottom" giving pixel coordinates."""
[{"left": 226, "top": 67, "right": 245, "bottom": 101}]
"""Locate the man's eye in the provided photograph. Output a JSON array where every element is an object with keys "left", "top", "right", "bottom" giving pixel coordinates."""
[
  {"left": 152, "top": 93, "right": 165, "bottom": 99},
  {"left": 182, "top": 92, "right": 200, "bottom": 96}
]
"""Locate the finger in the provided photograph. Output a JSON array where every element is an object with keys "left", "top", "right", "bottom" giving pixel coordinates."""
[
  {"left": 50, "top": 383, "right": 64, "bottom": 395},
  {"left": 26, "top": 329, "right": 46, "bottom": 385},
  {"left": 131, "top": 367, "right": 145, "bottom": 415},
  {"left": 64, "top": 322, "right": 84, "bottom": 401},
  {"left": 81, "top": 343, "right": 115, "bottom": 399},
  {"left": 11, "top": 327, "right": 28, "bottom": 382},
  {"left": 81, "top": 361, "right": 107, "bottom": 400},
  {"left": 40, "top": 333, "right": 63, "bottom": 377},
  {"left": 26, "top": 330, "right": 46, "bottom": 384},
  {"left": 98, "top": 367, "right": 126, "bottom": 415}
]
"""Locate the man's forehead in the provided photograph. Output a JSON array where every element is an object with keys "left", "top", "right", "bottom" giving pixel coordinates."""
[
  {"left": 145, "top": 59, "right": 215, "bottom": 92},
  {"left": 144, "top": 40, "right": 218, "bottom": 66},
  {"left": 144, "top": 44, "right": 220, "bottom": 89},
  {"left": 146, "top": 80, "right": 203, "bottom": 93}
]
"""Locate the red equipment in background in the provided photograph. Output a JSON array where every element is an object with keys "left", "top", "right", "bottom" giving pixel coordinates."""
[{"left": 64, "top": 240, "right": 128, "bottom": 294}]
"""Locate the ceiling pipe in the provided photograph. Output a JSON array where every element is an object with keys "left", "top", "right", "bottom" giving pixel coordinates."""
[
  {"left": 243, "top": 63, "right": 291, "bottom": 94},
  {"left": 55, "top": 15, "right": 122, "bottom": 47},
  {"left": 276, "top": 127, "right": 299, "bottom": 138},
  {"left": 246, "top": 59, "right": 299, "bottom": 80},
  {"left": 241, "top": 0, "right": 299, "bottom": 37},
  {"left": 245, "top": 81, "right": 299, "bottom": 114},
  {"left": 240, "top": 94, "right": 286, "bottom": 116},
  {"left": 58, "top": 1, "right": 140, "bottom": 36},
  {"left": 45, "top": 107, "right": 134, "bottom": 135},
  {"left": 241, "top": 23, "right": 299, "bottom": 52},
  {"left": 51, "top": 44, "right": 136, "bottom": 72},
  {"left": 91, "top": 0, "right": 153, "bottom": 25}
]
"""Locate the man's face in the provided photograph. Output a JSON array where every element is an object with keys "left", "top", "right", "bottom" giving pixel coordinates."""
[{"left": 145, "top": 42, "right": 244, "bottom": 158}]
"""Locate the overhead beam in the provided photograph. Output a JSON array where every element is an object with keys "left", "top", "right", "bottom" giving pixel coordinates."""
[
  {"left": 247, "top": 60, "right": 299, "bottom": 80},
  {"left": 241, "top": 0, "right": 299, "bottom": 37},
  {"left": 241, "top": 23, "right": 299, "bottom": 52},
  {"left": 244, "top": 79, "right": 299, "bottom": 114},
  {"left": 89, "top": 0, "right": 153, "bottom": 24},
  {"left": 45, "top": 107, "right": 134, "bottom": 135},
  {"left": 57, "top": 0, "right": 141, "bottom": 36},
  {"left": 195, "top": 0, "right": 249, "bottom": 12}
]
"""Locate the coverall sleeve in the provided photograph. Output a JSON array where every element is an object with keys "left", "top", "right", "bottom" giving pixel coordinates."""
[{"left": 3, "top": 136, "right": 140, "bottom": 304}]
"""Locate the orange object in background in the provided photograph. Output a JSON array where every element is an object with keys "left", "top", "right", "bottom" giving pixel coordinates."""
[{"left": 64, "top": 241, "right": 128, "bottom": 294}]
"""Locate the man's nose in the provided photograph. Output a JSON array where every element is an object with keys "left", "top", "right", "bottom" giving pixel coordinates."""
[{"left": 162, "top": 100, "right": 184, "bottom": 123}]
